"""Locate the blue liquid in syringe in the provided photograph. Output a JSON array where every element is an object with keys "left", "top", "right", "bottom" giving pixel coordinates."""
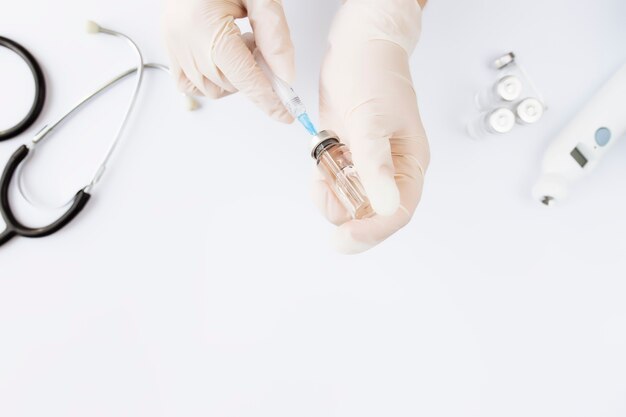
[{"left": 298, "top": 113, "right": 318, "bottom": 136}]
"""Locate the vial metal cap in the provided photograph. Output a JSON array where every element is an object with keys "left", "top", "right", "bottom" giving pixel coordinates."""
[
  {"left": 516, "top": 98, "right": 544, "bottom": 124},
  {"left": 311, "top": 130, "right": 340, "bottom": 159},
  {"left": 486, "top": 108, "right": 516, "bottom": 134},
  {"left": 494, "top": 52, "right": 516, "bottom": 69}
]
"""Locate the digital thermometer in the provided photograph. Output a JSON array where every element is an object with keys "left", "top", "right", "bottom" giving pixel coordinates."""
[{"left": 533, "top": 63, "right": 626, "bottom": 205}]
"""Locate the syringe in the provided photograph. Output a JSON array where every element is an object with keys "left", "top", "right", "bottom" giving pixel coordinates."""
[{"left": 253, "top": 49, "right": 317, "bottom": 136}]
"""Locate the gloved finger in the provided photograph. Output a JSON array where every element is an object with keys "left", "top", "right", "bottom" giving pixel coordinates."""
[
  {"left": 178, "top": 77, "right": 204, "bottom": 97},
  {"left": 311, "top": 167, "right": 352, "bottom": 226},
  {"left": 344, "top": 109, "right": 400, "bottom": 217},
  {"left": 189, "top": 43, "right": 237, "bottom": 95},
  {"left": 167, "top": 43, "right": 232, "bottom": 99},
  {"left": 245, "top": 0, "right": 295, "bottom": 83},
  {"left": 241, "top": 31, "right": 256, "bottom": 51},
  {"left": 191, "top": 32, "right": 260, "bottom": 97},
  {"left": 332, "top": 137, "right": 428, "bottom": 254},
  {"left": 168, "top": 56, "right": 225, "bottom": 98},
  {"left": 213, "top": 17, "right": 293, "bottom": 123},
  {"left": 170, "top": 59, "right": 202, "bottom": 96}
]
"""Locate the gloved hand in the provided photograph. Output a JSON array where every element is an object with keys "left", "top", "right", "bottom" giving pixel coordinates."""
[
  {"left": 162, "top": 0, "right": 295, "bottom": 122},
  {"left": 313, "top": 0, "right": 430, "bottom": 254}
]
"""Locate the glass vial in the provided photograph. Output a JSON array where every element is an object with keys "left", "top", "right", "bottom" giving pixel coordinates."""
[{"left": 311, "top": 130, "right": 374, "bottom": 220}]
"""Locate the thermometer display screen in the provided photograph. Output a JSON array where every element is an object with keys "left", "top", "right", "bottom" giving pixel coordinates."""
[{"left": 570, "top": 147, "right": 588, "bottom": 168}]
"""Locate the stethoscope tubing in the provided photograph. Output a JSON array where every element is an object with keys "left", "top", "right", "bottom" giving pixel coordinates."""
[
  {"left": 0, "top": 145, "right": 91, "bottom": 241},
  {"left": 0, "top": 36, "right": 46, "bottom": 141},
  {"left": 0, "top": 63, "right": 170, "bottom": 248}
]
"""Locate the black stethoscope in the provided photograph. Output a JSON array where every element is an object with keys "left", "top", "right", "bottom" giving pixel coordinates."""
[{"left": 0, "top": 21, "right": 196, "bottom": 248}]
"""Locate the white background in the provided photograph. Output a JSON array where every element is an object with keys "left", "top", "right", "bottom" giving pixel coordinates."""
[{"left": 1, "top": 0, "right": 625, "bottom": 416}]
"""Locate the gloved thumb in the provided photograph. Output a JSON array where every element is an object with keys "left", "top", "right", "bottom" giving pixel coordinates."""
[{"left": 344, "top": 113, "right": 400, "bottom": 217}]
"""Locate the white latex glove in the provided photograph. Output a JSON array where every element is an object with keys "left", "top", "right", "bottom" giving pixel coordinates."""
[
  {"left": 162, "top": 0, "right": 295, "bottom": 122},
  {"left": 313, "top": 0, "right": 430, "bottom": 254}
]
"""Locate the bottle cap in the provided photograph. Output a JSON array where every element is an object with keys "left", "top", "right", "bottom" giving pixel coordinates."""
[
  {"left": 516, "top": 97, "right": 544, "bottom": 124},
  {"left": 486, "top": 108, "right": 516, "bottom": 134},
  {"left": 311, "top": 130, "right": 340, "bottom": 159},
  {"left": 496, "top": 75, "right": 523, "bottom": 102}
]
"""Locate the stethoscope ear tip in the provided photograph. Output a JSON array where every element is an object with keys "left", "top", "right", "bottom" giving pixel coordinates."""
[
  {"left": 85, "top": 20, "right": 102, "bottom": 34},
  {"left": 185, "top": 96, "right": 201, "bottom": 112}
]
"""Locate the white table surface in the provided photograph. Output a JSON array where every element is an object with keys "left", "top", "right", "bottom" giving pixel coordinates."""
[{"left": 1, "top": 1, "right": 625, "bottom": 416}]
